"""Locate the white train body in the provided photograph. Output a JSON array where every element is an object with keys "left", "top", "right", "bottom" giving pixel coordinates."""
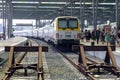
[
  {"left": 13, "top": 16, "right": 81, "bottom": 45},
  {"left": 41, "top": 16, "right": 81, "bottom": 45},
  {"left": 37, "top": 28, "right": 44, "bottom": 39},
  {"left": 32, "top": 29, "right": 38, "bottom": 38}
]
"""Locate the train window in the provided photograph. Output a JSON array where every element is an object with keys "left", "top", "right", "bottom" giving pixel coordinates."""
[
  {"left": 68, "top": 19, "right": 78, "bottom": 28},
  {"left": 58, "top": 19, "right": 67, "bottom": 28}
]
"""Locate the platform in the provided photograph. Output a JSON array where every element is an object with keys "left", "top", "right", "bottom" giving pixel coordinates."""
[{"left": 0, "top": 37, "right": 27, "bottom": 53}]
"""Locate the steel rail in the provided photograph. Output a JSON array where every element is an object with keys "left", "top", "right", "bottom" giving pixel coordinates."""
[
  {"left": 28, "top": 38, "right": 45, "bottom": 80},
  {"left": 52, "top": 46, "right": 96, "bottom": 80},
  {"left": 2, "top": 40, "right": 32, "bottom": 80},
  {"left": 51, "top": 45, "right": 120, "bottom": 79},
  {"left": 2, "top": 39, "right": 45, "bottom": 80}
]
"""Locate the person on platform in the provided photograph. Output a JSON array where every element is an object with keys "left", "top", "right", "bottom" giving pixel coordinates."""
[
  {"left": 112, "top": 27, "right": 117, "bottom": 38},
  {"left": 110, "top": 35, "right": 115, "bottom": 45},
  {"left": 105, "top": 30, "right": 111, "bottom": 45},
  {"left": 85, "top": 30, "right": 88, "bottom": 42},
  {"left": 101, "top": 29, "right": 105, "bottom": 44},
  {"left": 91, "top": 30, "right": 96, "bottom": 41},
  {"left": 95, "top": 28, "right": 101, "bottom": 44},
  {"left": 117, "top": 29, "right": 120, "bottom": 46},
  {"left": 87, "top": 30, "right": 92, "bottom": 42}
]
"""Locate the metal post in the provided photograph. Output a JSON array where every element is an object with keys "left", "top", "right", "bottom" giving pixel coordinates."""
[
  {"left": 5, "top": 1, "right": 7, "bottom": 39},
  {"left": 92, "top": 0, "right": 98, "bottom": 30},
  {"left": 79, "top": 0, "right": 85, "bottom": 30},
  {"left": 93, "top": 0, "right": 95, "bottom": 30},
  {"left": 80, "top": 0, "right": 83, "bottom": 30},
  {"left": 82, "top": 0, "right": 85, "bottom": 29},
  {"left": 73, "top": 1, "right": 75, "bottom": 16},
  {"left": 6, "top": 0, "right": 13, "bottom": 38},
  {"left": 2, "top": 0, "right": 6, "bottom": 40},
  {"left": 96, "top": 0, "right": 98, "bottom": 29},
  {"left": 115, "top": 0, "right": 119, "bottom": 30},
  {"left": 70, "top": 0, "right": 73, "bottom": 16}
]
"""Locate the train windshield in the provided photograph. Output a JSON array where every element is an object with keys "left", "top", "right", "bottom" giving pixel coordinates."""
[
  {"left": 58, "top": 18, "right": 78, "bottom": 28},
  {"left": 58, "top": 19, "right": 67, "bottom": 28},
  {"left": 68, "top": 19, "right": 78, "bottom": 28}
]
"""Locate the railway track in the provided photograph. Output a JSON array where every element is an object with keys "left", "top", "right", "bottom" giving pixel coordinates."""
[
  {"left": 33, "top": 38, "right": 87, "bottom": 79},
  {"left": 53, "top": 45, "right": 120, "bottom": 80},
  {"left": 0, "top": 40, "right": 30, "bottom": 80},
  {"left": 1, "top": 39, "right": 48, "bottom": 80},
  {"left": 28, "top": 38, "right": 119, "bottom": 80},
  {"left": 1, "top": 38, "right": 120, "bottom": 80},
  {"left": 9, "top": 39, "right": 45, "bottom": 80}
]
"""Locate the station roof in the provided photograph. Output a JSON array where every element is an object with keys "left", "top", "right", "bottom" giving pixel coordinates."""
[{"left": 0, "top": 0, "right": 116, "bottom": 24}]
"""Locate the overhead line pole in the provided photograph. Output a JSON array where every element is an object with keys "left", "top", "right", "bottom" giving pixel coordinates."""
[
  {"left": 115, "top": 0, "right": 120, "bottom": 30},
  {"left": 92, "top": 0, "right": 98, "bottom": 31},
  {"left": 2, "top": 0, "right": 6, "bottom": 40},
  {"left": 70, "top": 0, "right": 73, "bottom": 16},
  {"left": 80, "top": 0, "right": 84, "bottom": 30},
  {"left": 6, "top": 0, "right": 13, "bottom": 38}
]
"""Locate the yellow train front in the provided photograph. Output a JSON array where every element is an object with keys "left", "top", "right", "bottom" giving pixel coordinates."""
[{"left": 42, "top": 16, "right": 81, "bottom": 46}]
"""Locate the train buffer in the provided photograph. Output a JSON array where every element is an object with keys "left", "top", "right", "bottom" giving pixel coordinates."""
[
  {"left": 2, "top": 46, "right": 48, "bottom": 80},
  {"left": 72, "top": 45, "right": 120, "bottom": 78}
]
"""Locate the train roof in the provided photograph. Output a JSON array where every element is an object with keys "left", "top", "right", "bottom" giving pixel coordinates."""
[
  {"left": 49, "top": 16, "right": 80, "bottom": 24},
  {"left": 55, "top": 16, "right": 79, "bottom": 19}
]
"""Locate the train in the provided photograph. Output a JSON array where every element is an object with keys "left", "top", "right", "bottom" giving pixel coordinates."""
[{"left": 13, "top": 16, "right": 81, "bottom": 45}]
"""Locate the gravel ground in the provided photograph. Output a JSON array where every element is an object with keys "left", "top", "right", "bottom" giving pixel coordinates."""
[
  {"left": 44, "top": 46, "right": 87, "bottom": 80},
  {"left": 10, "top": 52, "right": 38, "bottom": 80}
]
